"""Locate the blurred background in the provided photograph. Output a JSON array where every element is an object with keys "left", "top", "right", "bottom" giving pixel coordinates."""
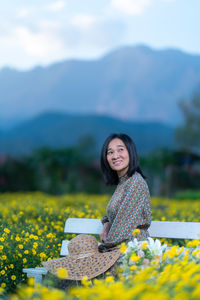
[{"left": 0, "top": 0, "right": 200, "bottom": 197}]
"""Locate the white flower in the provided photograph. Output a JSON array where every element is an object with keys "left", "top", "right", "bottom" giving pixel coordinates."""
[
  {"left": 138, "top": 250, "right": 145, "bottom": 257},
  {"left": 128, "top": 238, "right": 138, "bottom": 248},
  {"left": 126, "top": 238, "right": 140, "bottom": 252},
  {"left": 147, "top": 237, "right": 167, "bottom": 256}
]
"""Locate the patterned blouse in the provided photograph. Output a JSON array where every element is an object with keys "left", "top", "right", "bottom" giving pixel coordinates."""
[{"left": 100, "top": 171, "right": 151, "bottom": 249}]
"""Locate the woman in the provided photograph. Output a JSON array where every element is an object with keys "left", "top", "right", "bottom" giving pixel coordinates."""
[
  {"left": 43, "top": 133, "right": 151, "bottom": 285},
  {"left": 98, "top": 133, "right": 151, "bottom": 252}
]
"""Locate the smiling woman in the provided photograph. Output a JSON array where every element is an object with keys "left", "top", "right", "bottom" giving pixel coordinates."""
[
  {"left": 99, "top": 133, "right": 151, "bottom": 250},
  {"left": 42, "top": 133, "right": 151, "bottom": 284}
]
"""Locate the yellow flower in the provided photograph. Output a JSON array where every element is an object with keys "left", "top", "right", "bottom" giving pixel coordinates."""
[
  {"left": 23, "top": 258, "right": 27, "bottom": 264},
  {"left": 0, "top": 245, "right": 3, "bottom": 250},
  {"left": 0, "top": 238, "right": 4, "bottom": 242},
  {"left": 10, "top": 264, "right": 14, "bottom": 269},
  {"left": 130, "top": 253, "right": 140, "bottom": 263},
  {"left": 28, "top": 278, "right": 35, "bottom": 286},
  {"left": 186, "top": 240, "right": 200, "bottom": 248},
  {"left": 47, "top": 233, "right": 53, "bottom": 238},
  {"left": 18, "top": 244, "right": 23, "bottom": 249},
  {"left": 192, "top": 285, "right": 200, "bottom": 298},
  {"left": 33, "top": 242, "right": 38, "bottom": 249},
  {"left": 1, "top": 283, "right": 6, "bottom": 288},
  {"left": 117, "top": 266, "right": 123, "bottom": 274},
  {"left": 24, "top": 250, "right": 29, "bottom": 254},
  {"left": 81, "top": 275, "right": 91, "bottom": 287},
  {"left": 1, "top": 270, "right": 5, "bottom": 275},
  {"left": 2, "top": 255, "right": 7, "bottom": 260},
  {"left": 192, "top": 249, "right": 199, "bottom": 255},
  {"left": 32, "top": 249, "right": 36, "bottom": 255},
  {"left": 11, "top": 275, "right": 16, "bottom": 280},
  {"left": 4, "top": 228, "right": 10, "bottom": 234},
  {"left": 15, "top": 236, "right": 20, "bottom": 242},
  {"left": 120, "top": 242, "right": 127, "bottom": 254},
  {"left": 39, "top": 252, "right": 47, "bottom": 259},
  {"left": 105, "top": 275, "right": 114, "bottom": 283},
  {"left": 57, "top": 268, "right": 68, "bottom": 279},
  {"left": 132, "top": 229, "right": 141, "bottom": 236},
  {"left": 130, "top": 265, "right": 137, "bottom": 271},
  {"left": 142, "top": 241, "right": 148, "bottom": 250}
]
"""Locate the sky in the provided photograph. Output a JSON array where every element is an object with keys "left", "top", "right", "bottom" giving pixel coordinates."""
[{"left": 0, "top": 0, "right": 199, "bottom": 70}]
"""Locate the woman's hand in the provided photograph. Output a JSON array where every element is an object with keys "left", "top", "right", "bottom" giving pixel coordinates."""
[{"left": 100, "top": 222, "right": 111, "bottom": 242}]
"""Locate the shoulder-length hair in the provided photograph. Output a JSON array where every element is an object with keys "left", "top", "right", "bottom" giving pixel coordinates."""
[{"left": 100, "top": 133, "right": 146, "bottom": 185}]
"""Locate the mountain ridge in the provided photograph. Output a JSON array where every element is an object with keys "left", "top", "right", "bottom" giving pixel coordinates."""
[
  {"left": 0, "top": 44, "right": 200, "bottom": 128},
  {"left": 0, "top": 111, "right": 174, "bottom": 156}
]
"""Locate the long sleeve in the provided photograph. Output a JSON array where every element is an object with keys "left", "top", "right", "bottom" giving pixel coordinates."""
[{"left": 101, "top": 174, "right": 151, "bottom": 248}]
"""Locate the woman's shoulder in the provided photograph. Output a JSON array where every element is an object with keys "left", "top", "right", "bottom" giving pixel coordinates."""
[
  {"left": 129, "top": 171, "right": 143, "bottom": 182},
  {"left": 128, "top": 172, "right": 148, "bottom": 188}
]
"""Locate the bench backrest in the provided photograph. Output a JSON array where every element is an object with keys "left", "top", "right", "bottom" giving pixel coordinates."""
[{"left": 60, "top": 218, "right": 200, "bottom": 256}]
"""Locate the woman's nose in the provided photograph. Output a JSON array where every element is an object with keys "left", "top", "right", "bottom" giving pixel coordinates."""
[{"left": 112, "top": 151, "right": 119, "bottom": 159}]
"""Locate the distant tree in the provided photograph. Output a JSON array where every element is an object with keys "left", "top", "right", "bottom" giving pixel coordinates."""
[
  {"left": 175, "top": 90, "right": 200, "bottom": 152},
  {"left": 77, "top": 135, "right": 97, "bottom": 160},
  {"left": 0, "top": 156, "right": 36, "bottom": 192}
]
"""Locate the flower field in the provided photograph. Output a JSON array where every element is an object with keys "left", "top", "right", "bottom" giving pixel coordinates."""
[{"left": 0, "top": 192, "right": 200, "bottom": 299}]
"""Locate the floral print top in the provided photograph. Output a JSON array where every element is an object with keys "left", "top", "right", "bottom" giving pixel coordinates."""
[{"left": 100, "top": 172, "right": 151, "bottom": 248}]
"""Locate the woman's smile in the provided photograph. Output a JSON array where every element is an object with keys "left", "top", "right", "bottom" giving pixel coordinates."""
[{"left": 112, "top": 160, "right": 123, "bottom": 166}]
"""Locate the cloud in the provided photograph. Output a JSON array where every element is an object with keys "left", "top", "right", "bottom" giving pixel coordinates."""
[
  {"left": 110, "top": 0, "right": 153, "bottom": 15},
  {"left": 45, "top": 0, "right": 66, "bottom": 12},
  {"left": 14, "top": 26, "right": 64, "bottom": 57},
  {"left": 17, "top": 8, "right": 33, "bottom": 19},
  {"left": 0, "top": 23, "right": 67, "bottom": 69},
  {"left": 70, "top": 13, "right": 97, "bottom": 30}
]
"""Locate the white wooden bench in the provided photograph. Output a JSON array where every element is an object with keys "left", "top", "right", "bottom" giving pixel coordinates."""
[{"left": 23, "top": 218, "right": 200, "bottom": 284}]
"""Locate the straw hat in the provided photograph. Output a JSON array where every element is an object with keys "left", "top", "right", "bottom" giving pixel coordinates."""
[{"left": 42, "top": 234, "right": 120, "bottom": 280}]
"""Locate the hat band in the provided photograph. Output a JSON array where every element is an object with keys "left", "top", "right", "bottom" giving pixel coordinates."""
[{"left": 70, "top": 251, "right": 97, "bottom": 261}]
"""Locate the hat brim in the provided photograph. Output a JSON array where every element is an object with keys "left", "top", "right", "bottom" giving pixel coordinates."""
[{"left": 42, "top": 248, "right": 120, "bottom": 280}]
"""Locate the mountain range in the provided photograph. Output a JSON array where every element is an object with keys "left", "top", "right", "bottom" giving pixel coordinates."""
[
  {"left": 0, "top": 112, "right": 175, "bottom": 156},
  {"left": 0, "top": 44, "right": 200, "bottom": 129}
]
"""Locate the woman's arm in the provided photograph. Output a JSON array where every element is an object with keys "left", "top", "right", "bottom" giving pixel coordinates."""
[{"left": 100, "top": 222, "right": 111, "bottom": 242}]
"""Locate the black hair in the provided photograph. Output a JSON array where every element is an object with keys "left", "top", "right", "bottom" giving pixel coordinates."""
[{"left": 100, "top": 133, "right": 146, "bottom": 185}]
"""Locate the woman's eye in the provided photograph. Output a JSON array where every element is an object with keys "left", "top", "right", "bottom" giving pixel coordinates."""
[
  {"left": 119, "top": 148, "right": 123, "bottom": 152},
  {"left": 107, "top": 151, "right": 113, "bottom": 155}
]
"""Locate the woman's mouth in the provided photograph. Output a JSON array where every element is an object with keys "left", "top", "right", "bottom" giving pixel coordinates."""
[{"left": 113, "top": 160, "right": 122, "bottom": 166}]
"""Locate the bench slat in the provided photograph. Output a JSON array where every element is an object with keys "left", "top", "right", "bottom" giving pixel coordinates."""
[
  {"left": 60, "top": 240, "right": 70, "bottom": 256},
  {"left": 65, "top": 218, "right": 102, "bottom": 234},
  {"left": 149, "top": 221, "right": 200, "bottom": 239},
  {"left": 65, "top": 218, "right": 200, "bottom": 240},
  {"left": 23, "top": 267, "right": 47, "bottom": 275}
]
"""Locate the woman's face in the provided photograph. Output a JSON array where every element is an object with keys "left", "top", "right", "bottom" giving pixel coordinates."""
[{"left": 106, "top": 138, "right": 130, "bottom": 177}]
